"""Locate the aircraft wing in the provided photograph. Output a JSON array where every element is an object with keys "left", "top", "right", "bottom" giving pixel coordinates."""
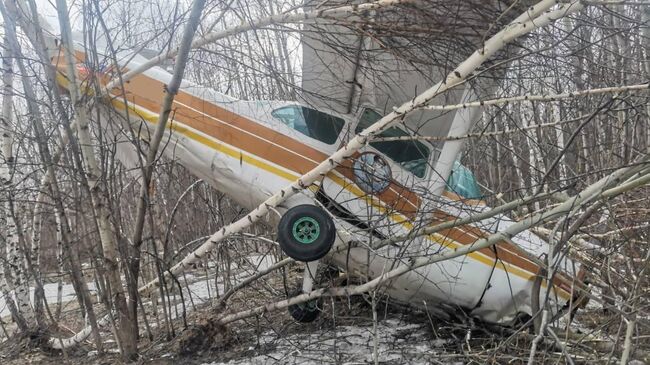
[{"left": 300, "top": 0, "right": 526, "bottom": 138}]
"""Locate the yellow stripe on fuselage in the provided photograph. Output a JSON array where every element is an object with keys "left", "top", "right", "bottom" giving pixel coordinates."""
[{"left": 106, "top": 93, "right": 569, "bottom": 300}]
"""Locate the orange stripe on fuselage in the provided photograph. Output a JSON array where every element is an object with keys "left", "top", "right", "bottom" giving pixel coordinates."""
[{"left": 52, "top": 53, "right": 578, "bottom": 294}]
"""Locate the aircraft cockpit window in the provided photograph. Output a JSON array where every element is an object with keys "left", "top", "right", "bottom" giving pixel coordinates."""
[
  {"left": 446, "top": 161, "right": 483, "bottom": 199},
  {"left": 271, "top": 105, "right": 345, "bottom": 145},
  {"left": 355, "top": 109, "right": 430, "bottom": 178}
]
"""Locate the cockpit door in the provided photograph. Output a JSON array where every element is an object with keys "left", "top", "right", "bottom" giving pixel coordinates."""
[{"left": 319, "top": 108, "right": 436, "bottom": 239}]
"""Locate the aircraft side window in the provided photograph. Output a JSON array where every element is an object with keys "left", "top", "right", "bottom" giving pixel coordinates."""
[
  {"left": 271, "top": 105, "right": 345, "bottom": 145},
  {"left": 355, "top": 109, "right": 430, "bottom": 178},
  {"left": 446, "top": 161, "right": 483, "bottom": 199}
]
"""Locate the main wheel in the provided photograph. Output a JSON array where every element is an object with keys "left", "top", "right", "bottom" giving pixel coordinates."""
[
  {"left": 288, "top": 289, "right": 321, "bottom": 323},
  {"left": 278, "top": 205, "right": 336, "bottom": 262}
]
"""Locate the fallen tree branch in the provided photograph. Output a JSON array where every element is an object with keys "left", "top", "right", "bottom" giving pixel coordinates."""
[
  {"left": 419, "top": 83, "right": 649, "bottom": 111},
  {"left": 368, "top": 190, "right": 556, "bottom": 250},
  {"left": 372, "top": 114, "right": 590, "bottom": 142}
]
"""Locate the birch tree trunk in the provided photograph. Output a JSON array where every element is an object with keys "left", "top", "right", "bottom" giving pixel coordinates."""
[
  {"left": 54, "top": 0, "right": 137, "bottom": 357},
  {"left": 0, "top": 31, "right": 35, "bottom": 330},
  {"left": 0, "top": 270, "right": 27, "bottom": 333},
  {"left": 0, "top": 105, "right": 24, "bottom": 331},
  {"left": 5, "top": 204, "right": 35, "bottom": 327},
  {"left": 30, "top": 191, "right": 44, "bottom": 322},
  {"left": 642, "top": 6, "right": 650, "bottom": 149}
]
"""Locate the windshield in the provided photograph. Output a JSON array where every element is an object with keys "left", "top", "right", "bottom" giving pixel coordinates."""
[
  {"left": 355, "top": 109, "right": 430, "bottom": 178},
  {"left": 271, "top": 105, "right": 345, "bottom": 145},
  {"left": 446, "top": 161, "right": 482, "bottom": 199}
]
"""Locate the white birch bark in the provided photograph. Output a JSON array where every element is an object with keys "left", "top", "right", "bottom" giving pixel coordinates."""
[
  {"left": 0, "top": 31, "right": 35, "bottom": 328},
  {"left": 48, "top": 0, "right": 206, "bottom": 351},
  {"left": 0, "top": 38, "right": 14, "bottom": 310},
  {"left": 5, "top": 207, "right": 35, "bottom": 325},
  {"left": 1, "top": 220, "right": 28, "bottom": 333},
  {"left": 30, "top": 190, "right": 45, "bottom": 322},
  {"left": 54, "top": 0, "right": 120, "bottom": 277},
  {"left": 8, "top": 0, "right": 76, "bottom": 216},
  {"left": 54, "top": 212, "right": 64, "bottom": 319},
  {"left": 642, "top": 6, "right": 650, "bottom": 149},
  {"left": 419, "top": 84, "right": 649, "bottom": 112},
  {"left": 620, "top": 316, "right": 637, "bottom": 365},
  {"left": 30, "top": 200, "right": 43, "bottom": 284}
]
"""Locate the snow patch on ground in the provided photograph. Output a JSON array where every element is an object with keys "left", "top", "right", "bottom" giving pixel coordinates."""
[
  {"left": 203, "top": 318, "right": 460, "bottom": 365},
  {"left": 0, "top": 282, "right": 97, "bottom": 318},
  {"left": 144, "top": 254, "right": 279, "bottom": 324},
  {"left": 1, "top": 254, "right": 275, "bottom": 327}
]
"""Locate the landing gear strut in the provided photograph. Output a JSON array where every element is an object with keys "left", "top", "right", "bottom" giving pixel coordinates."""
[
  {"left": 278, "top": 205, "right": 335, "bottom": 323},
  {"left": 288, "top": 260, "right": 321, "bottom": 323}
]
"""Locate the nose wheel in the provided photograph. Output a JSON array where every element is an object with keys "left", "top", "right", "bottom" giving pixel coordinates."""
[
  {"left": 277, "top": 205, "right": 336, "bottom": 263},
  {"left": 278, "top": 205, "right": 336, "bottom": 323}
]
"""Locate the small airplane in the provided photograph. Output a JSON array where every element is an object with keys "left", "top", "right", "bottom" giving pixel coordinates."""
[{"left": 43, "top": 10, "right": 586, "bottom": 326}]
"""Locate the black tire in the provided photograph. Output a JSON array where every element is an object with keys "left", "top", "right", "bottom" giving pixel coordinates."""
[
  {"left": 288, "top": 290, "right": 321, "bottom": 323},
  {"left": 278, "top": 205, "right": 336, "bottom": 262}
]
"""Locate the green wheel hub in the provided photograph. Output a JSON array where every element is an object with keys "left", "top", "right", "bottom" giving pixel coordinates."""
[{"left": 292, "top": 216, "right": 320, "bottom": 244}]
